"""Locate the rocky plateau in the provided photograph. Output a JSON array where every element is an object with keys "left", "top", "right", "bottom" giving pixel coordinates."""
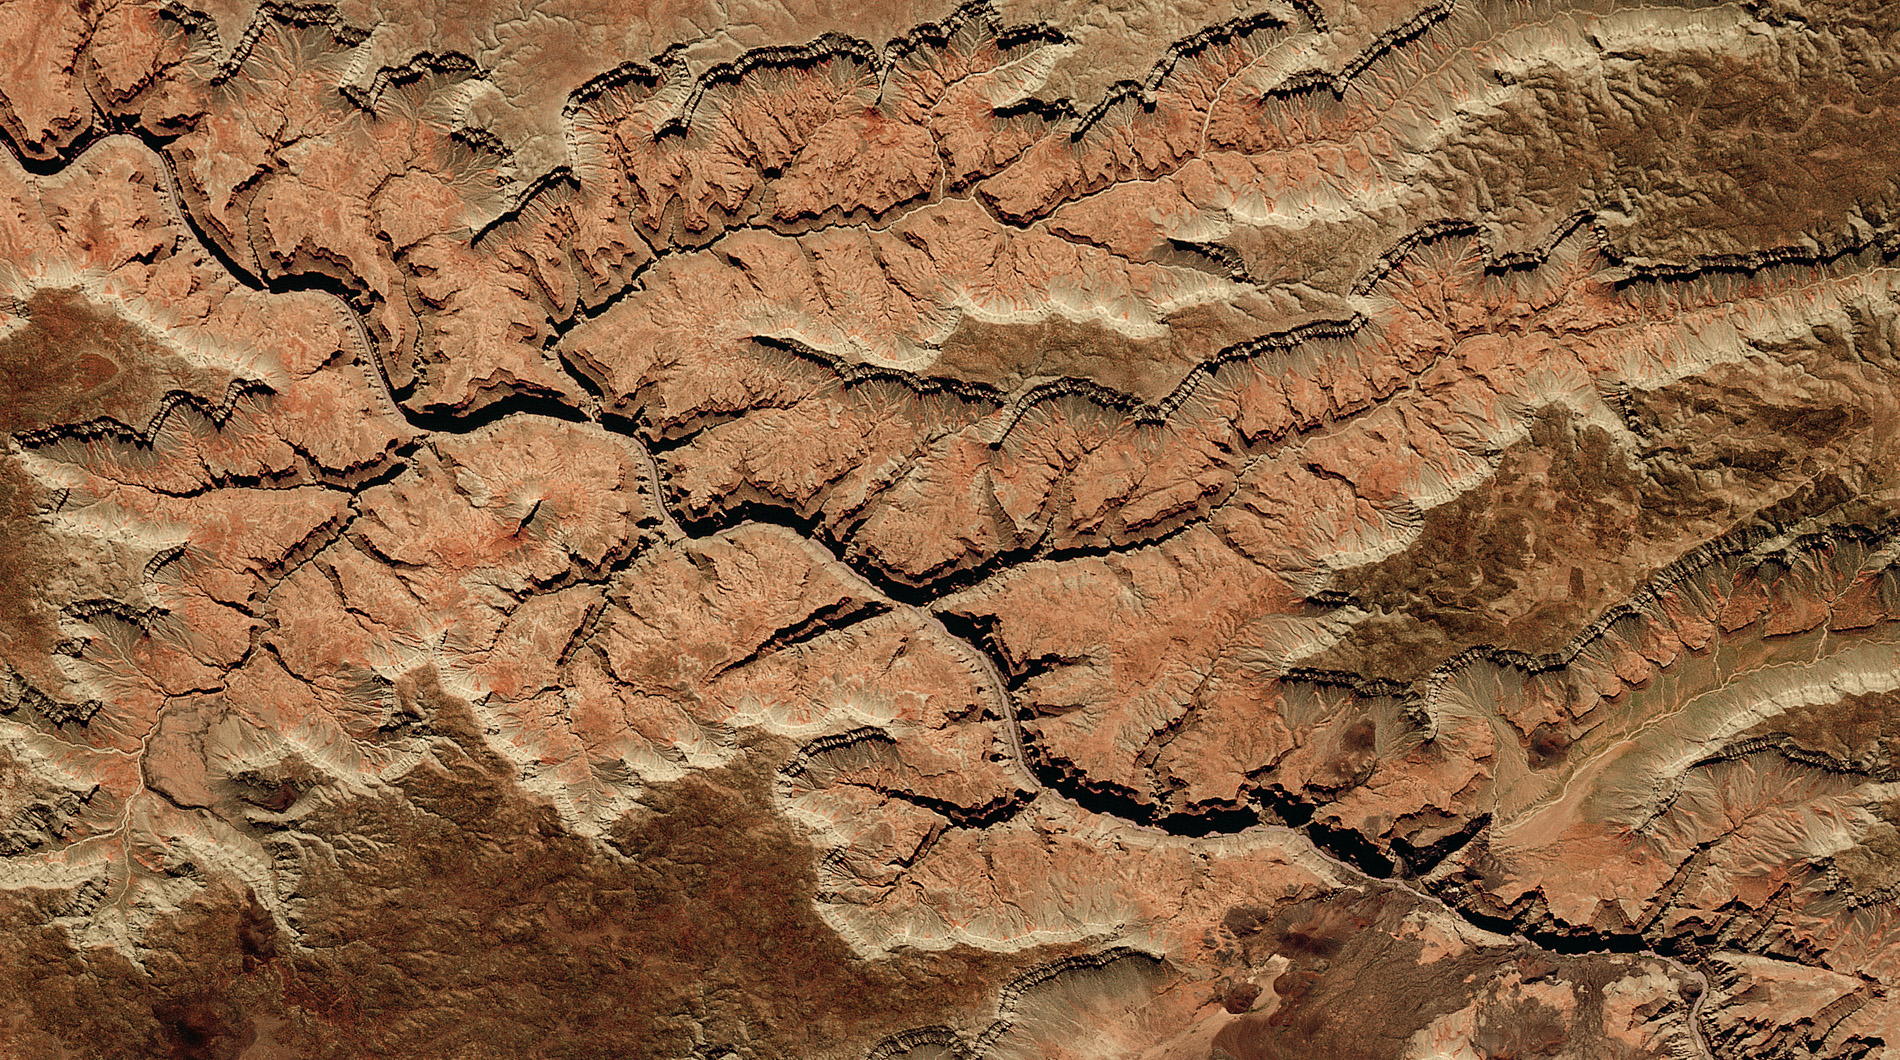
[{"left": 3, "top": 0, "right": 1900, "bottom": 1056}]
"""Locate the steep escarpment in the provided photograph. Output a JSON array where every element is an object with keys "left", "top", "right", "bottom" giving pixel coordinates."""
[{"left": 3, "top": 0, "right": 1900, "bottom": 1056}]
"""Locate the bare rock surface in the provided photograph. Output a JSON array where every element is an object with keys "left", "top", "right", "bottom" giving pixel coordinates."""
[{"left": 3, "top": 0, "right": 1900, "bottom": 1057}]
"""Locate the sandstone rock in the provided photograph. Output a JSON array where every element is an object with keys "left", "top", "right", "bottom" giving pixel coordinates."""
[{"left": 5, "top": 0, "right": 1900, "bottom": 1055}]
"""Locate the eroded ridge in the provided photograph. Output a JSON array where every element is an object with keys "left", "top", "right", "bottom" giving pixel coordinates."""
[{"left": 3, "top": 0, "right": 1900, "bottom": 1056}]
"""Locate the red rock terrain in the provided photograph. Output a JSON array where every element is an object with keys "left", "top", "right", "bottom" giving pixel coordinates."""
[{"left": 2, "top": 0, "right": 1900, "bottom": 1057}]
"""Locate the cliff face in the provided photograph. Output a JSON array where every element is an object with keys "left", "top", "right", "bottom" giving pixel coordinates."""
[{"left": 2, "top": 1, "right": 1899, "bottom": 1057}]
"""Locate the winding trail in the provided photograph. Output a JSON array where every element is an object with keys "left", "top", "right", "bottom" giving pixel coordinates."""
[{"left": 920, "top": 609, "right": 1043, "bottom": 794}]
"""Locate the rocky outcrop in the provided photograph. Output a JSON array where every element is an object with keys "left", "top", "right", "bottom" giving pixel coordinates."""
[{"left": 3, "top": 0, "right": 1900, "bottom": 1056}]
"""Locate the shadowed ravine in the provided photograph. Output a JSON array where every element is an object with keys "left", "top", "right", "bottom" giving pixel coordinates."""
[{"left": 2, "top": 0, "right": 1899, "bottom": 1056}]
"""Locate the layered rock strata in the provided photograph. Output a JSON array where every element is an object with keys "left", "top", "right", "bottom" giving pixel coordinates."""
[{"left": 3, "top": 0, "right": 1900, "bottom": 1056}]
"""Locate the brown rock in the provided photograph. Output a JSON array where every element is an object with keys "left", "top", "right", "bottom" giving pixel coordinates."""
[{"left": 7, "top": 0, "right": 1900, "bottom": 1056}]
